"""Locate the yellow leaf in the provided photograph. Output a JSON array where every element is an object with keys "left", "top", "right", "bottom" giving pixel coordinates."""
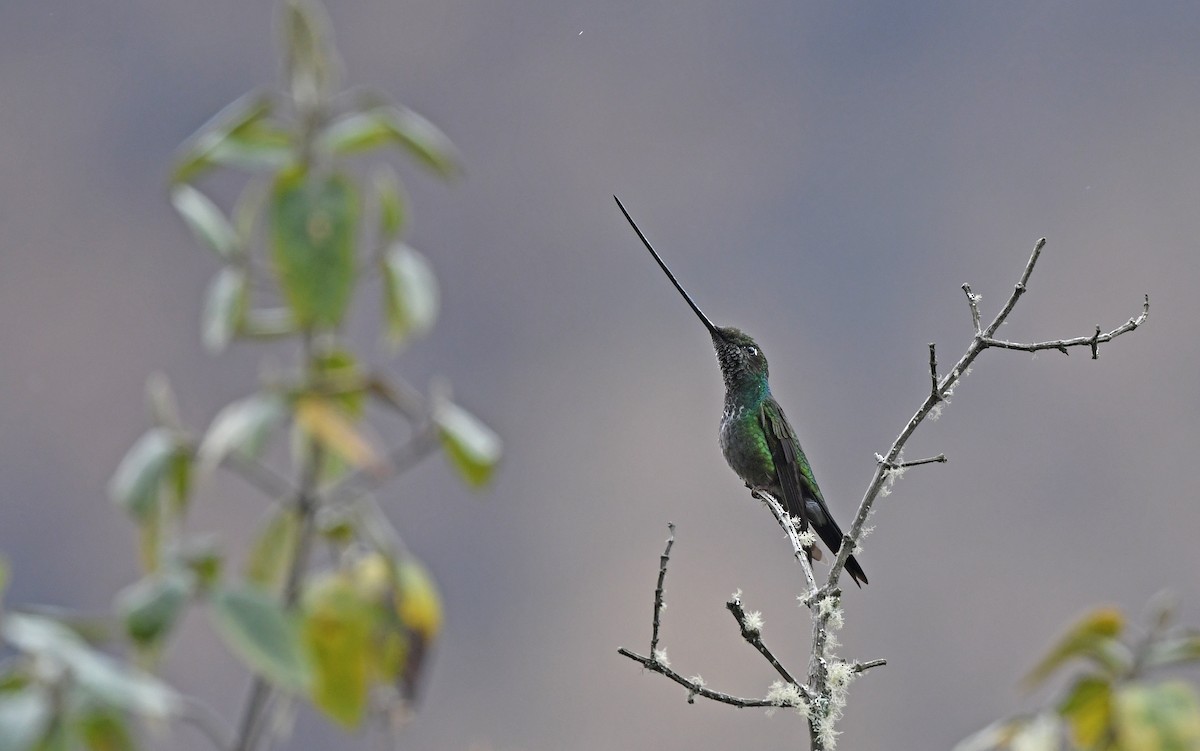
[
  {"left": 294, "top": 396, "right": 381, "bottom": 471},
  {"left": 1058, "top": 676, "right": 1113, "bottom": 748},
  {"left": 301, "top": 572, "right": 373, "bottom": 729},
  {"left": 1025, "top": 607, "right": 1125, "bottom": 689}
]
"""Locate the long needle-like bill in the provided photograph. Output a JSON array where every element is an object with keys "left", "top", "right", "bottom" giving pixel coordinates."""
[{"left": 614, "top": 195, "right": 721, "bottom": 338}]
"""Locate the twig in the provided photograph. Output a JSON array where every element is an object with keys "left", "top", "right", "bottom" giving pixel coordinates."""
[
  {"left": 726, "top": 596, "right": 805, "bottom": 692},
  {"left": 852, "top": 659, "right": 887, "bottom": 674},
  {"left": 961, "top": 283, "right": 982, "bottom": 334},
  {"left": 616, "top": 648, "right": 778, "bottom": 708},
  {"left": 753, "top": 490, "right": 818, "bottom": 596},
  {"left": 618, "top": 525, "right": 807, "bottom": 709},
  {"left": 928, "top": 343, "right": 939, "bottom": 399},
  {"left": 828, "top": 238, "right": 1148, "bottom": 591},
  {"left": 650, "top": 524, "right": 675, "bottom": 655},
  {"left": 979, "top": 295, "right": 1148, "bottom": 359},
  {"left": 878, "top": 454, "right": 946, "bottom": 470}
]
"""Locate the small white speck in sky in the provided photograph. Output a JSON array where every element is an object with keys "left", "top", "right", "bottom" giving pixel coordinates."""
[{"left": 578, "top": 30, "right": 583, "bottom": 35}]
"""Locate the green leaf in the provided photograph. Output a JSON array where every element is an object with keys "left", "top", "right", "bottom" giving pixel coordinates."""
[
  {"left": 1145, "top": 632, "right": 1200, "bottom": 670},
  {"left": 0, "top": 687, "right": 51, "bottom": 751},
  {"left": 116, "top": 572, "right": 191, "bottom": 650},
  {"left": 209, "top": 587, "right": 311, "bottom": 691},
  {"left": 318, "top": 107, "right": 460, "bottom": 177},
  {"left": 1058, "top": 676, "right": 1113, "bottom": 749},
  {"left": 381, "top": 243, "right": 439, "bottom": 347},
  {"left": 269, "top": 169, "right": 358, "bottom": 328},
  {"left": 77, "top": 708, "right": 135, "bottom": 751},
  {"left": 1007, "top": 713, "right": 1063, "bottom": 751},
  {"left": 33, "top": 721, "right": 69, "bottom": 751},
  {"left": 166, "top": 450, "right": 192, "bottom": 516},
  {"left": 137, "top": 506, "right": 161, "bottom": 574},
  {"left": 282, "top": 0, "right": 338, "bottom": 111},
  {"left": 1025, "top": 607, "right": 1125, "bottom": 689},
  {"left": 173, "top": 91, "right": 291, "bottom": 183},
  {"left": 0, "top": 557, "right": 8, "bottom": 606},
  {"left": 108, "top": 428, "right": 177, "bottom": 521},
  {"left": 301, "top": 573, "right": 374, "bottom": 728},
  {"left": 387, "top": 107, "right": 461, "bottom": 178},
  {"left": 245, "top": 508, "right": 300, "bottom": 593},
  {"left": 144, "top": 373, "right": 181, "bottom": 430},
  {"left": 1116, "top": 681, "right": 1200, "bottom": 751},
  {"left": 202, "top": 267, "right": 248, "bottom": 352},
  {"left": 2, "top": 614, "right": 181, "bottom": 719},
  {"left": 241, "top": 308, "right": 297, "bottom": 339},
  {"left": 170, "top": 185, "right": 240, "bottom": 260},
  {"left": 175, "top": 536, "right": 223, "bottom": 592},
  {"left": 434, "top": 398, "right": 501, "bottom": 489},
  {"left": 197, "top": 393, "right": 286, "bottom": 474},
  {"left": 318, "top": 110, "right": 396, "bottom": 155},
  {"left": 372, "top": 166, "right": 407, "bottom": 242}
]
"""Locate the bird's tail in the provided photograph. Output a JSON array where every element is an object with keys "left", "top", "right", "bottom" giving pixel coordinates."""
[{"left": 812, "top": 514, "right": 869, "bottom": 588}]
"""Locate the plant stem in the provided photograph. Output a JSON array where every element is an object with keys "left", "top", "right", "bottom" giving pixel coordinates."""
[{"left": 229, "top": 439, "right": 322, "bottom": 751}]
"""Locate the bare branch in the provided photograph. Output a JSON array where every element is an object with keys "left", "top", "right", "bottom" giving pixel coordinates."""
[
  {"left": 979, "top": 294, "right": 1149, "bottom": 359},
  {"left": 726, "top": 596, "right": 807, "bottom": 694},
  {"left": 928, "top": 343, "right": 939, "bottom": 398},
  {"left": 829, "top": 237, "right": 1148, "bottom": 593},
  {"left": 852, "top": 659, "right": 887, "bottom": 674},
  {"left": 752, "top": 490, "right": 818, "bottom": 595},
  {"left": 651, "top": 524, "right": 676, "bottom": 655},
  {"left": 961, "top": 283, "right": 982, "bottom": 333},
  {"left": 618, "top": 525, "right": 801, "bottom": 710},
  {"left": 878, "top": 453, "right": 947, "bottom": 470},
  {"left": 616, "top": 648, "right": 778, "bottom": 708},
  {"left": 984, "top": 237, "right": 1046, "bottom": 338}
]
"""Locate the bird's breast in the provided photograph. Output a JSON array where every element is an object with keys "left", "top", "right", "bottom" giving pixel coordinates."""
[{"left": 719, "top": 404, "right": 774, "bottom": 487}]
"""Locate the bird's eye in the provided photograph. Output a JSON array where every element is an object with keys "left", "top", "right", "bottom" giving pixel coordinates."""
[{"left": 745, "top": 346, "right": 758, "bottom": 357}]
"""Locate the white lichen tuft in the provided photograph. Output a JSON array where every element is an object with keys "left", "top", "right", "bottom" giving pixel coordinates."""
[
  {"left": 929, "top": 402, "right": 945, "bottom": 421},
  {"left": 689, "top": 674, "right": 706, "bottom": 689},
  {"left": 743, "top": 610, "right": 764, "bottom": 633},
  {"left": 765, "top": 681, "right": 808, "bottom": 718},
  {"left": 827, "top": 661, "right": 855, "bottom": 690},
  {"left": 817, "top": 596, "right": 840, "bottom": 618},
  {"left": 653, "top": 648, "right": 669, "bottom": 669},
  {"left": 817, "top": 595, "right": 845, "bottom": 630},
  {"left": 816, "top": 716, "right": 841, "bottom": 749},
  {"left": 730, "top": 588, "right": 743, "bottom": 603},
  {"left": 797, "top": 529, "right": 817, "bottom": 549}
]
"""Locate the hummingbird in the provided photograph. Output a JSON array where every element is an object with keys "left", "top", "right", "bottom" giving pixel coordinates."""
[{"left": 615, "top": 196, "right": 867, "bottom": 587}]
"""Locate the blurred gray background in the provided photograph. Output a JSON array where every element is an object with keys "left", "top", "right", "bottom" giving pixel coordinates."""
[{"left": 1, "top": 1, "right": 1196, "bottom": 749}]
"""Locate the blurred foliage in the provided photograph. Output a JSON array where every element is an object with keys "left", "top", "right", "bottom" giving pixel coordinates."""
[
  {"left": 0, "top": 0, "right": 499, "bottom": 748},
  {"left": 956, "top": 596, "right": 1200, "bottom": 751}
]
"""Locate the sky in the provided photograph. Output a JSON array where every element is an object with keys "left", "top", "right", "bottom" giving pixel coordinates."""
[{"left": 1, "top": 1, "right": 1198, "bottom": 749}]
